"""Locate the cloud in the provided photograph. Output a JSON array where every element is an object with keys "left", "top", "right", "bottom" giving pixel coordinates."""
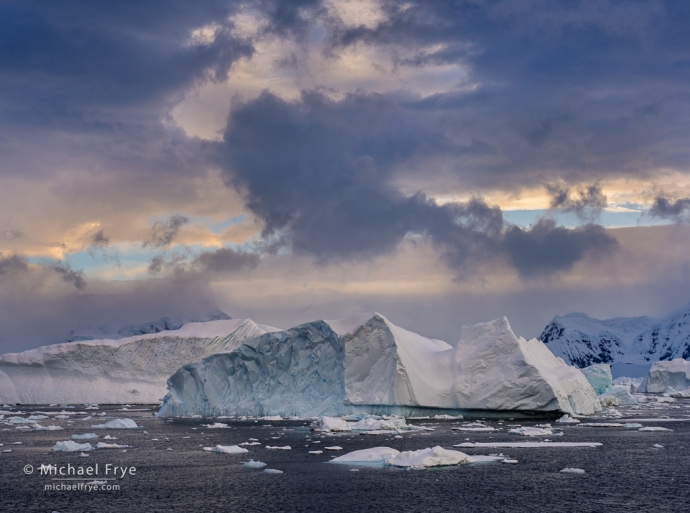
[
  {"left": 214, "top": 91, "right": 618, "bottom": 277},
  {"left": 649, "top": 196, "right": 690, "bottom": 223},
  {"left": 0, "top": 254, "right": 28, "bottom": 275},
  {"left": 192, "top": 247, "right": 259, "bottom": 273},
  {"left": 144, "top": 215, "right": 190, "bottom": 248},
  {"left": 545, "top": 182, "right": 607, "bottom": 221},
  {"left": 51, "top": 262, "right": 86, "bottom": 290}
]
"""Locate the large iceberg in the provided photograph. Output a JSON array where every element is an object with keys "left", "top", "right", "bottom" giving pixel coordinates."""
[
  {"left": 580, "top": 364, "right": 637, "bottom": 405},
  {"left": 0, "top": 319, "right": 279, "bottom": 404},
  {"left": 638, "top": 358, "right": 690, "bottom": 393},
  {"left": 158, "top": 313, "right": 600, "bottom": 417}
]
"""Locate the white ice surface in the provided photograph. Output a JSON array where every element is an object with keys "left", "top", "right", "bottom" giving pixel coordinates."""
[
  {"left": 638, "top": 359, "right": 690, "bottom": 393},
  {"left": 385, "top": 446, "right": 472, "bottom": 467},
  {"left": 242, "top": 460, "right": 267, "bottom": 469},
  {"left": 330, "top": 447, "right": 401, "bottom": 464},
  {"left": 71, "top": 433, "right": 99, "bottom": 440},
  {"left": 53, "top": 441, "right": 93, "bottom": 452},
  {"left": 456, "top": 442, "right": 601, "bottom": 448},
  {"left": 91, "top": 418, "right": 140, "bottom": 429},
  {"left": 203, "top": 445, "right": 248, "bottom": 454},
  {"left": 0, "top": 319, "right": 277, "bottom": 404}
]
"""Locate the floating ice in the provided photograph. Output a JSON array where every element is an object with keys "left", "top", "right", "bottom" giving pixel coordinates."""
[
  {"left": 330, "top": 447, "right": 401, "bottom": 464},
  {"left": 653, "top": 444, "right": 664, "bottom": 448},
  {"left": 203, "top": 445, "right": 248, "bottom": 454},
  {"left": 242, "top": 460, "right": 267, "bottom": 469},
  {"left": 159, "top": 315, "right": 600, "bottom": 418},
  {"left": 508, "top": 427, "right": 555, "bottom": 436},
  {"left": 0, "top": 318, "right": 277, "bottom": 404},
  {"left": 385, "top": 446, "right": 472, "bottom": 468},
  {"left": 263, "top": 469, "right": 283, "bottom": 474},
  {"left": 556, "top": 415, "right": 580, "bottom": 424},
  {"left": 71, "top": 433, "right": 99, "bottom": 440},
  {"left": 33, "top": 424, "right": 63, "bottom": 431},
  {"left": 581, "top": 364, "right": 613, "bottom": 395},
  {"left": 639, "top": 359, "right": 690, "bottom": 394},
  {"left": 502, "top": 459, "right": 518, "bottom": 464},
  {"left": 309, "top": 450, "right": 323, "bottom": 454},
  {"left": 325, "top": 446, "right": 343, "bottom": 451},
  {"left": 53, "top": 441, "right": 93, "bottom": 452},
  {"left": 201, "top": 423, "right": 230, "bottom": 429},
  {"left": 560, "top": 468, "right": 585, "bottom": 474},
  {"left": 455, "top": 442, "right": 601, "bottom": 448},
  {"left": 265, "top": 446, "right": 291, "bottom": 450},
  {"left": 638, "top": 427, "right": 672, "bottom": 432},
  {"left": 91, "top": 418, "right": 140, "bottom": 429},
  {"left": 96, "top": 442, "right": 131, "bottom": 449}
]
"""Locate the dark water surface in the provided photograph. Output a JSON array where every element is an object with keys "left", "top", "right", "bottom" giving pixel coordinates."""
[{"left": 2, "top": 403, "right": 689, "bottom": 513}]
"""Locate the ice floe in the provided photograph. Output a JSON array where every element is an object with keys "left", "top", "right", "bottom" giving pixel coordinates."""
[
  {"left": 203, "top": 445, "right": 248, "bottom": 454},
  {"left": 91, "top": 418, "right": 140, "bottom": 429},
  {"left": 53, "top": 441, "right": 93, "bottom": 452}
]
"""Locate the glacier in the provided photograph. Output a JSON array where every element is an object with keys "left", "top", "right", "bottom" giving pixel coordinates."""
[
  {"left": 158, "top": 313, "right": 600, "bottom": 418},
  {"left": 540, "top": 304, "right": 690, "bottom": 369},
  {"left": 0, "top": 319, "right": 279, "bottom": 404}
]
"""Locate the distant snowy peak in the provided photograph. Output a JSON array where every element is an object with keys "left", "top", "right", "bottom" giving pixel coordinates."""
[
  {"left": 65, "top": 309, "right": 232, "bottom": 342},
  {"left": 540, "top": 306, "right": 690, "bottom": 368}
]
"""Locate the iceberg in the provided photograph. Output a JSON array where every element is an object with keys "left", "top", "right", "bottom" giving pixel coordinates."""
[
  {"left": 330, "top": 447, "right": 401, "bottom": 464},
  {"left": 638, "top": 359, "right": 690, "bottom": 393},
  {"left": 385, "top": 446, "right": 472, "bottom": 468},
  {"left": 90, "top": 418, "right": 140, "bottom": 429},
  {"left": 159, "top": 314, "right": 600, "bottom": 418},
  {"left": 0, "top": 318, "right": 279, "bottom": 404},
  {"left": 580, "top": 364, "right": 637, "bottom": 405}
]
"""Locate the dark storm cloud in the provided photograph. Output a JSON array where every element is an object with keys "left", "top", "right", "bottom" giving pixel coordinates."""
[
  {"left": 144, "top": 215, "right": 190, "bottom": 248},
  {"left": 324, "top": 0, "right": 690, "bottom": 185},
  {"left": 51, "top": 262, "right": 87, "bottom": 290},
  {"left": 545, "top": 183, "right": 607, "bottom": 221},
  {"left": 649, "top": 196, "right": 690, "bottom": 223},
  {"left": 0, "top": 254, "right": 28, "bottom": 275},
  {"left": 193, "top": 247, "right": 260, "bottom": 273},
  {"left": 215, "top": 91, "right": 618, "bottom": 276}
]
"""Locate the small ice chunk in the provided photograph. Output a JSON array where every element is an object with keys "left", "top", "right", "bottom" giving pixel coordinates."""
[
  {"left": 91, "top": 418, "right": 140, "bottom": 429},
  {"left": 79, "top": 452, "right": 90, "bottom": 457},
  {"left": 265, "top": 445, "right": 291, "bottom": 450},
  {"left": 311, "top": 417, "right": 352, "bottom": 432},
  {"left": 263, "top": 469, "right": 283, "bottom": 474},
  {"left": 560, "top": 468, "right": 585, "bottom": 474},
  {"left": 53, "top": 441, "right": 93, "bottom": 452},
  {"left": 309, "top": 450, "right": 323, "bottom": 454},
  {"left": 653, "top": 444, "right": 664, "bottom": 448},
  {"left": 201, "top": 423, "right": 230, "bottom": 429},
  {"left": 501, "top": 459, "right": 518, "bottom": 464},
  {"left": 203, "top": 445, "right": 248, "bottom": 454},
  {"left": 71, "top": 433, "right": 99, "bottom": 440},
  {"left": 96, "top": 442, "right": 130, "bottom": 449},
  {"left": 508, "top": 427, "right": 554, "bottom": 436},
  {"left": 556, "top": 415, "right": 580, "bottom": 424},
  {"left": 325, "top": 446, "right": 343, "bottom": 451},
  {"left": 103, "top": 435, "right": 118, "bottom": 440},
  {"left": 638, "top": 427, "right": 672, "bottom": 432},
  {"left": 242, "top": 460, "right": 267, "bottom": 469}
]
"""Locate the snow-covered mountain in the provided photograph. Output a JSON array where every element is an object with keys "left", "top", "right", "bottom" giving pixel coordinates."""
[
  {"left": 0, "top": 319, "right": 280, "bottom": 404},
  {"left": 158, "top": 313, "right": 599, "bottom": 418},
  {"left": 540, "top": 305, "right": 690, "bottom": 368},
  {"left": 65, "top": 309, "right": 231, "bottom": 342}
]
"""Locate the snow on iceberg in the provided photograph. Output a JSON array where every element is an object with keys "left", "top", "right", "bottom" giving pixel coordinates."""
[
  {"left": 0, "top": 318, "right": 279, "bottom": 404},
  {"left": 159, "top": 314, "right": 600, "bottom": 418},
  {"left": 311, "top": 417, "right": 352, "bottom": 432},
  {"left": 638, "top": 359, "right": 690, "bottom": 394}
]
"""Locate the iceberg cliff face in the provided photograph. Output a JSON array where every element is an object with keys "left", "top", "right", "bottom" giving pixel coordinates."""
[
  {"left": 158, "top": 321, "right": 345, "bottom": 417},
  {"left": 638, "top": 358, "right": 690, "bottom": 393},
  {"left": 159, "top": 314, "right": 600, "bottom": 417},
  {"left": 0, "top": 319, "right": 278, "bottom": 404}
]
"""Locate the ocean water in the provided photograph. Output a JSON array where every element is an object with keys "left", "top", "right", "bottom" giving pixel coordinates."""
[{"left": 2, "top": 403, "right": 690, "bottom": 513}]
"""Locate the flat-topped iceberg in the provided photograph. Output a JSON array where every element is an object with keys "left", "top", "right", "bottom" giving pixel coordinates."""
[
  {"left": 159, "top": 313, "right": 600, "bottom": 417},
  {"left": 638, "top": 359, "right": 690, "bottom": 393},
  {"left": 0, "top": 319, "right": 279, "bottom": 404}
]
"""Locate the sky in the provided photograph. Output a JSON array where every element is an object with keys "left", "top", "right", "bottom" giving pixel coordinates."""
[{"left": 2, "top": 0, "right": 690, "bottom": 352}]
